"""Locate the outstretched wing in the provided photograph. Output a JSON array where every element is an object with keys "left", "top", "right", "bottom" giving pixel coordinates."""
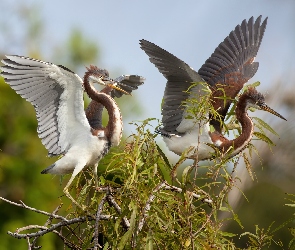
[
  {"left": 85, "top": 74, "right": 145, "bottom": 129},
  {"left": 198, "top": 16, "right": 268, "bottom": 131},
  {"left": 1, "top": 55, "right": 91, "bottom": 156},
  {"left": 140, "top": 39, "right": 209, "bottom": 134},
  {"left": 112, "top": 75, "right": 145, "bottom": 98}
]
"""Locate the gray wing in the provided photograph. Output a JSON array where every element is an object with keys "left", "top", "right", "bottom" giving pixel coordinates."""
[
  {"left": 140, "top": 39, "right": 207, "bottom": 134},
  {"left": 111, "top": 75, "right": 145, "bottom": 98},
  {"left": 86, "top": 75, "right": 145, "bottom": 129},
  {"left": 1, "top": 55, "right": 91, "bottom": 156},
  {"left": 198, "top": 16, "right": 267, "bottom": 131},
  {"left": 198, "top": 16, "right": 267, "bottom": 86}
]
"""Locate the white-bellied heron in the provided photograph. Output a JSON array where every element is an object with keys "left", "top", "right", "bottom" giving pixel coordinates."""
[
  {"left": 1, "top": 56, "right": 145, "bottom": 207},
  {"left": 140, "top": 16, "right": 286, "bottom": 160}
]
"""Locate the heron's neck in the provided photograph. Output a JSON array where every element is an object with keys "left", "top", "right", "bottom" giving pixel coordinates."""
[
  {"left": 217, "top": 95, "right": 254, "bottom": 157},
  {"left": 84, "top": 77, "right": 122, "bottom": 146},
  {"left": 85, "top": 86, "right": 112, "bottom": 130}
]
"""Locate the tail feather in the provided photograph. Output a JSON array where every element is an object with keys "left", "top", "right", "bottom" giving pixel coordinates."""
[{"left": 41, "top": 163, "right": 56, "bottom": 174}]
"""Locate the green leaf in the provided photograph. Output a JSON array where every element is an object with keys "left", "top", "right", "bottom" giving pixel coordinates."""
[
  {"left": 253, "top": 131, "right": 275, "bottom": 146},
  {"left": 253, "top": 117, "right": 279, "bottom": 136},
  {"left": 219, "top": 231, "right": 237, "bottom": 237},
  {"left": 156, "top": 143, "right": 172, "bottom": 183},
  {"left": 243, "top": 153, "right": 255, "bottom": 181},
  {"left": 219, "top": 206, "right": 230, "bottom": 212},
  {"left": 103, "top": 242, "right": 109, "bottom": 250},
  {"left": 182, "top": 165, "right": 192, "bottom": 184}
]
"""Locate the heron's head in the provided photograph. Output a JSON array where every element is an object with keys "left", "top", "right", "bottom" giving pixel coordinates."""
[
  {"left": 243, "top": 87, "right": 286, "bottom": 120},
  {"left": 86, "top": 65, "right": 130, "bottom": 95}
]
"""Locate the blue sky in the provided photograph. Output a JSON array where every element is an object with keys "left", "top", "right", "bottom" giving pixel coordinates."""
[{"left": 1, "top": 0, "right": 294, "bottom": 159}]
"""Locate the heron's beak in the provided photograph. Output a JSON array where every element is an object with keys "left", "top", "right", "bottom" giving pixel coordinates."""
[
  {"left": 260, "top": 103, "right": 287, "bottom": 121},
  {"left": 93, "top": 75, "right": 131, "bottom": 95},
  {"left": 106, "top": 81, "right": 131, "bottom": 96}
]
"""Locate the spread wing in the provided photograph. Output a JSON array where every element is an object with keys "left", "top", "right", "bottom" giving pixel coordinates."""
[
  {"left": 198, "top": 16, "right": 268, "bottom": 131},
  {"left": 86, "top": 74, "right": 145, "bottom": 129},
  {"left": 1, "top": 55, "right": 91, "bottom": 156},
  {"left": 112, "top": 75, "right": 145, "bottom": 98},
  {"left": 140, "top": 39, "right": 209, "bottom": 134}
]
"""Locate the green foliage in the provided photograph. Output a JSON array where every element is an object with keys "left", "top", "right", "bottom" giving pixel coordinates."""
[
  {"left": 60, "top": 119, "right": 238, "bottom": 248},
  {"left": 50, "top": 114, "right": 293, "bottom": 249},
  {"left": 240, "top": 223, "right": 280, "bottom": 249}
]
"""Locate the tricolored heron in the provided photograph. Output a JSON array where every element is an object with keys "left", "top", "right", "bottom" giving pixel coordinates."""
[
  {"left": 140, "top": 16, "right": 286, "bottom": 160},
  {"left": 1, "top": 56, "right": 144, "bottom": 207}
]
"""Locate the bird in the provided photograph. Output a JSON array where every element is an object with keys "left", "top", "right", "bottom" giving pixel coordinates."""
[
  {"left": 140, "top": 16, "right": 286, "bottom": 161},
  {"left": 1, "top": 56, "right": 145, "bottom": 207}
]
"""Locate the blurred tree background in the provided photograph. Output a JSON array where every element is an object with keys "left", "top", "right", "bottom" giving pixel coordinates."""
[{"left": 0, "top": 1, "right": 294, "bottom": 249}]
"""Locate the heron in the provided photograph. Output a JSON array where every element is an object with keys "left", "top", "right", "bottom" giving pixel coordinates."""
[
  {"left": 140, "top": 16, "right": 286, "bottom": 161},
  {"left": 1, "top": 56, "right": 145, "bottom": 207}
]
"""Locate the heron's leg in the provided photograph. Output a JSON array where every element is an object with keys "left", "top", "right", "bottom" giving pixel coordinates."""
[
  {"left": 63, "top": 167, "right": 87, "bottom": 211},
  {"left": 63, "top": 179, "right": 85, "bottom": 211},
  {"left": 63, "top": 166, "right": 98, "bottom": 219},
  {"left": 93, "top": 163, "right": 99, "bottom": 189}
]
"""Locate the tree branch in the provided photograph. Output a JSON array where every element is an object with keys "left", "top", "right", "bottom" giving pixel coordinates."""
[
  {"left": 0, "top": 196, "right": 111, "bottom": 241},
  {"left": 106, "top": 193, "right": 130, "bottom": 229},
  {"left": 93, "top": 195, "right": 107, "bottom": 250},
  {"left": 8, "top": 215, "right": 112, "bottom": 239},
  {"left": 0, "top": 197, "right": 67, "bottom": 221}
]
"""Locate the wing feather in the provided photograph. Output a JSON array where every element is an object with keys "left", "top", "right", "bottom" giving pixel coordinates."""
[
  {"left": 1, "top": 55, "right": 91, "bottom": 156},
  {"left": 140, "top": 39, "right": 209, "bottom": 134},
  {"left": 198, "top": 16, "right": 267, "bottom": 131},
  {"left": 199, "top": 16, "right": 267, "bottom": 87},
  {"left": 112, "top": 75, "right": 145, "bottom": 98}
]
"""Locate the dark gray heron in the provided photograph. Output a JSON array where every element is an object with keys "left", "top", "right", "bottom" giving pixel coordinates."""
[{"left": 140, "top": 16, "right": 286, "bottom": 160}]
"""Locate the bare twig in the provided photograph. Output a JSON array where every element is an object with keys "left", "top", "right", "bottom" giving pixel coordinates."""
[
  {"left": 0, "top": 195, "right": 113, "bottom": 241},
  {"left": 94, "top": 195, "right": 107, "bottom": 250},
  {"left": 29, "top": 204, "right": 64, "bottom": 248},
  {"left": 189, "top": 202, "right": 195, "bottom": 250},
  {"left": 137, "top": 181, "right": 166, "bottom": 233},
  {"left": 26, "top": 236, "right": 41, "bottom": 250},
  {"left": 8, "top": 215, "right": 111, "bottom": 239},
  {"left": 51, "top": 230, "right": 82, "bottom": 250},
  {"left": 0, "top": 197, "right": 67, "bottom": 221},
  {"left": 96, "top": 186, "right": 121, "bottom": 192},
  {"left": 106, "top": 194, "right": 130, "bottom": 229},
  {"left": 95, "top": 186, "right": 130, "bottom": 229},
  {"left": 162, "top": 181, "right": 213, "bottom": 203},
  {"left": 44, "top": 203, "right": 63, "bottom": 227}
]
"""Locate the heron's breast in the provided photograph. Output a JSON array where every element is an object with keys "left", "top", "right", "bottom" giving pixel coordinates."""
[{"left": 163, "top": 129, "right": 214, "bottom": 160}]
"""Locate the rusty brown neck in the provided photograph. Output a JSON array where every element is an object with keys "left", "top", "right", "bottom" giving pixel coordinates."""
[
  {"left": 214, "top": 93, "right": 254, "bottom": 156},
  {"left": 83, "top": 72, "right": 122, "bottom": 145},
  {"left": 85, "top": 86, "right": 112, "bottom": 130}
]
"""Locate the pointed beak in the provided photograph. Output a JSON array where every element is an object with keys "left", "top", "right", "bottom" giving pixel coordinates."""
[
  {"left": 106, "top": 82, "right": 131, "bottom": 95},
  {"left": 260, "top": 103, "right": 287, "bottom": 121},
  {"left": 94, "top": 75, "right": 131, "bottom": 95}
]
